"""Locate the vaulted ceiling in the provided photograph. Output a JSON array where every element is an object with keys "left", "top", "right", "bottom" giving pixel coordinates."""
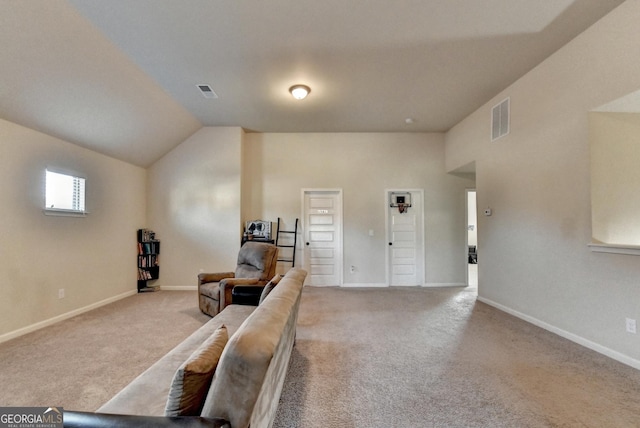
[{"left": 0, "top": 0, "right": 624, "bottom": 167}]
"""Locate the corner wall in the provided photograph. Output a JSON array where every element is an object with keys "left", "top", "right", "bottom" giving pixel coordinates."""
[
  {"left": 445, "top": 1, "right": 640, "bottom": 366},
  {"left": 0, "top": 118, "right": 146, "bottom": 339},
  {"left": 147, "top": 127, "right": 244, "bottom": 287},
  {"left": 243, "top": 132, "right": 474, "bottom": 285}
]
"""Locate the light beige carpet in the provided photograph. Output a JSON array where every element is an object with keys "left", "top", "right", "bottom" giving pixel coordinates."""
[
  {"left": 274, "top": 286, "right": 640, "bottom": 427},
  {"left": 0, "top": 287, "right": 638, "bottom": 427},
  {"left": 0, "top": 290, "right": 209, "bottom": 411}
]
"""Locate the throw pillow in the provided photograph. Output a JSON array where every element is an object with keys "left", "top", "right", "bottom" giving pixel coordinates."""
[
  {"left": 165, "top": 325, "right": 228, "bottom": 416},
  {"left": 259, "top": 274, "right": 283, "bottom": 304}
]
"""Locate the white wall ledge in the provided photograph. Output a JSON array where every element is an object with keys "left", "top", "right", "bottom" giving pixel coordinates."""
[
  {"left": 588, "top": 242, "right": 640, "bottom": 256},
  {"left": 43, "top": 208, "right": 89, "bottom": 217}
]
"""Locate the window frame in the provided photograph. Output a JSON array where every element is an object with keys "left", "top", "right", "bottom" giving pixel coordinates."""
[{"left": 43, "top": 168, "right": 88, "bottom": 217}]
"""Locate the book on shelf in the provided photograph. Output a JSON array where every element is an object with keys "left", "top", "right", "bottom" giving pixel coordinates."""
[
  {"left": 137, "top": 241, "right": 160, "bottom": 255},
  {"left": 138, "top": 269, "right": 153, "bottom": 280},
  {"left": 137, "top": 228, "right": 158, "bottom": 243}
]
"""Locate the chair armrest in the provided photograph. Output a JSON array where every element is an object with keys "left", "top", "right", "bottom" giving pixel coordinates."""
[
  {"left": 219, "top": 278, "right": 260, "bottom": 310},
  {"left": 63, "top": 411, "right": 230, "bottom": 428},
  {"left": 198, "top": 272, "right": 235, "bottom": 285}
]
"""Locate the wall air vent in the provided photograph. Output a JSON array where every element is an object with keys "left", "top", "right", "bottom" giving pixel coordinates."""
[
  {"left": 491, "top": 97, "right": 510, "bottom": 141},
  {"left": 197, "top": 84, "right": 218, "bottom": 99}
]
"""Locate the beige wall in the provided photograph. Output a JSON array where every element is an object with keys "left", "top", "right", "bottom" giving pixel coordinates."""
[
  {"left": 243, "top": 132, "right": 474, "bottom": 285},
  {"left": 0, "top": 118, "right": 146, "bottom": 339},
  {"left": 590, "top": 112, "right": 640, "bottom": 245},
  {"left": 153, "top": 131, "right": 473, "bottom": 287},
  {"left": 147, "top": 127, "right": 244, "bottom": 286},
  {"left": 445, "top": 1, "right": 640, "bottom": 366}
]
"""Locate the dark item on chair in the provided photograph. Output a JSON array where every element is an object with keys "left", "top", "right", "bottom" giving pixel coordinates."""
[
  {"left": 231, "top": 273, "right": 284, "bottom": 306},
  {"left": 468, "top": 245, "right": 478, "bottom": 264},
  {"left": 198, "top": 242, "right": 278, "bottom": 317},
  {"left": 230, "top": 285, "right": 264, "bottom": 306}
]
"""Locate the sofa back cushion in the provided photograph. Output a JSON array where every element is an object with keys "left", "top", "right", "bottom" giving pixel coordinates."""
[
  {"left": 165, "top": 325, "right": 228, "bottom": 416},
  {"left": 259, "top": 274, "right": 283, "bottom": 304},
  {"left": 200, "top": 268, "right": 306, "bottom": 428}
]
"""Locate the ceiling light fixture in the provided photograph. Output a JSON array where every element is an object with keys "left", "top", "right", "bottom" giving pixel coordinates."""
[{"left": 289, "top": 84, "right": 311, "bottom": 100}]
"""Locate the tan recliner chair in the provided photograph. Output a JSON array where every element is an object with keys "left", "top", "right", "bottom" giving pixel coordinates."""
[{"left": 198, "top": 242, "right": 279, "bottom": 317}]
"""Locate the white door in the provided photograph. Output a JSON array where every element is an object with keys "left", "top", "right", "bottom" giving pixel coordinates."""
[
  {"left": 387, "top": 190, "right": 424, "bottom": 286},
  {"left": 302, "top": 190, "right": 342, "bottom": 286}
]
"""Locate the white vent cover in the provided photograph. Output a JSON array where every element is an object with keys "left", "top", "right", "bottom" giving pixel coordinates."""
[
  {"left": 197, "top": 84, "right": 218, "bottom": 99},
  {"left": 491, "top": 97, "right": 510, "bottom": 141}
]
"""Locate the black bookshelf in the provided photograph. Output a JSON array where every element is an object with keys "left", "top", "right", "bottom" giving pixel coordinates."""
[{"left": 137, "top": 228, "right": 160, "bottom": 292}]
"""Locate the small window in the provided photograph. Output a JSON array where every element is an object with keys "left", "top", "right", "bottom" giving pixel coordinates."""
[{"left": 45, "top": 169, "right": 86, "bottom": 215}]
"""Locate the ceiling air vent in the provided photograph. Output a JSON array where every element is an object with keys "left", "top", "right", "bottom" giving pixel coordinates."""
[
  {"left": 491, "top": 97, "right": 510, "bottom": 141},
  {"left": 197, "top": 84, "right": 218, "bottom": 99}
]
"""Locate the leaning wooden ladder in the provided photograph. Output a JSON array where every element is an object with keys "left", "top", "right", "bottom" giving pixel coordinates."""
[{"left": 276, "top": 217, "right": 298, "bottom": 267}]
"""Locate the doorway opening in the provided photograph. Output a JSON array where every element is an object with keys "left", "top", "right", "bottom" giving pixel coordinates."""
[{"left": 466, "top": 189, "right": 478, "bottom": 290}]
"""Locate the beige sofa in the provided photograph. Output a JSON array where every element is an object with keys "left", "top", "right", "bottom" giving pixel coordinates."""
[{"left": 64, "top": 267, "right": 307, "bottom": 428}]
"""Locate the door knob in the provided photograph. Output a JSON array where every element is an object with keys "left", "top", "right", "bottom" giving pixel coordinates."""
[
  {"left": 306, "top": 242, "right": 310, "bottom": 246},
  {"left": 389, "top": 242, "right": 393, "bottom": 245}
]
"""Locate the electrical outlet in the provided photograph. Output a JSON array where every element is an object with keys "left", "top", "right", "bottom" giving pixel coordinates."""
[
  {"left": 58, "top": 288, "right": 65, "bottom": 299},
  {"left": 350, "top": 265, "right": 355, "bottom": 274},
  {"left": 625, "top": 318, "right": 637, "bottom": 334}
]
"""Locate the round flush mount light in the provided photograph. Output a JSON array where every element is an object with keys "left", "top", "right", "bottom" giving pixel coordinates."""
[{"left": 289, "top": 84, "right": 311, "bottom": 100}]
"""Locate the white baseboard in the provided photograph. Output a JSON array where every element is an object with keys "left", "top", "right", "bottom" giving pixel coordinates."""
[
  {"left": 341, "top": 282, "right": 387, "bottom": 288},
  {"left": 424, "top": 282, "right": 467, "bottom": 288},
  {"left": 477, "top": 296, "right": 640, "bottom": 371},
  {"left": 339, "top": 283, "right": 469, "bottom": 288},
  {"left": 160, "top": 285, "right": 197, "bottom": 291},
  {"left": 0, "top": 289, "right": 137, "bottom": 345},
  {"left": 339, "top": 282, "right": 469, "bottom": 288}
]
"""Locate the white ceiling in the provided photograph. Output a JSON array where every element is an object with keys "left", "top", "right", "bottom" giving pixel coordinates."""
[
  {"left": 595, "top": 88, "right": 640, "bottom": 113},
  {"left": 0, "top": 0, "right": 624, "bottom": 167}
]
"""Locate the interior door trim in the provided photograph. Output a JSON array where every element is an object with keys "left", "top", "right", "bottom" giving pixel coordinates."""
[
  {"left": 385, "top": 188, "right": 425, "bottom": 286},
  {"left": 301, "top": 188, "right": 344, "bottom": 286}
]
